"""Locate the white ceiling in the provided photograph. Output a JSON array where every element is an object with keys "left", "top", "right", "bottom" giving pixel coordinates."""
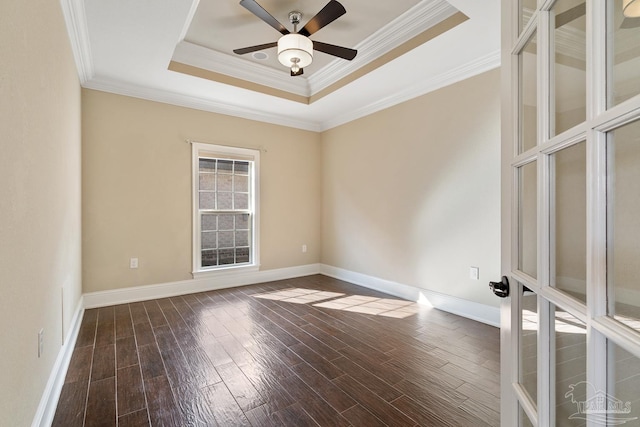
[{"left": 61, "top": 0, "right": 501, "bottom": 131}]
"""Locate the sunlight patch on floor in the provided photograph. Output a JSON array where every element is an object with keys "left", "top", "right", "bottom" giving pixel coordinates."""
[
  {"left": 252, "top": 288, "right": 418, "bottom": 318},
  {"left": 252, "top": 288, "right": 345, "bottom": 304},
  {"left": 314, "top": 296, "right": 419, "bottom": 318}
]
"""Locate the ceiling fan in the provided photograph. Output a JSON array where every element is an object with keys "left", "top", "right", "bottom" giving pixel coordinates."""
[{"left": 233, "top": 0, "right": 357, "bottom": 76}]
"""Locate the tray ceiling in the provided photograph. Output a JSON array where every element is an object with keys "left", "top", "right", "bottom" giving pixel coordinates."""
[{"left": 63, "top": 0, "right": 501, "bottom": 130}]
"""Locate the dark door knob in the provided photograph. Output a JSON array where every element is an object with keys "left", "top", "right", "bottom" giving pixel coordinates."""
[{"left": 489, "top": 276, "right": 510, "bottom": 298}]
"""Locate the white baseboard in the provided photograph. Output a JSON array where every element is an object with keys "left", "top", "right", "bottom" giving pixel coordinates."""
[
  {"left": 83, "top": 264, "right": 321, "bottom": 308},
  {"left": 32, "top": 298, "right": 84, "bottom": 427},
  {"left": 320, "top": 264, "right": 500, "bottom": 327}
]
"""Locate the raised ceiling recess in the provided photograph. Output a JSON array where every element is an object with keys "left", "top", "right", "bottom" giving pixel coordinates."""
[{"left": 170, "top": 0, "right": 467, "bottom": 102}]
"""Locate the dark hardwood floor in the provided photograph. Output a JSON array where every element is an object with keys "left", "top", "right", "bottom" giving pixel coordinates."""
[{"left": 52, "top": 274, "right": 500, "bottom": 426}]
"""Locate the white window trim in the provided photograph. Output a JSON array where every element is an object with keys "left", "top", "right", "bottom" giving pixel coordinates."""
[{"left": 191, "top": 142, "right": 260, "bottom": 278}]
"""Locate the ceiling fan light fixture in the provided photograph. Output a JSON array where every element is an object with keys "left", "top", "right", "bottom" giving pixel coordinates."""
[
  {"left": 277, "top": 33, "right": 313, "bottom": 69},
  {"left": 623, "top": 0, "right": 640, "bottom": 17}
]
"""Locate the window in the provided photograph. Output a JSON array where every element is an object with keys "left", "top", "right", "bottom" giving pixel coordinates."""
[{"left": 192, "top": 142, "right": 259, "bottom": 276}]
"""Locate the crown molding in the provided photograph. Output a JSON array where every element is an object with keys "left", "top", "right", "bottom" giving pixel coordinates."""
[
  {"left": 173, "top": 41, "right": 310, "bottom": 97},
  {"left": 83, "top": 76, "right": 322, "bottom": 132},
  {"left": 82, "top": 50, "right": 500, "bottom": 134},
  {"left": 320, "top": 49, "right": 501, "bottom": 131},
  {"left": 59, "top": 0, "right": 94, "bottom": 83},
  {"left": 308, "top": 0, "right": 459, "bottom": 94}
]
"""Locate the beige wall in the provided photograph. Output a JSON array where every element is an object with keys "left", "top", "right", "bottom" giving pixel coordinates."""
[
  {"left": 0, "top": 0, "right": 82, "bottom": 425},
  {"left": 82, "top": 90, "right": 321, "bottom": 292},
  {"left": 321, "top": 69, "right": 502, "bottom": 307}
]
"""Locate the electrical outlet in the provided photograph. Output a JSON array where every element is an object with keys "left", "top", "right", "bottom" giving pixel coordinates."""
[
  {"left": 38, "top": 329, "right": 44, "bottom": 358},
  {"left": 302, "top": 244, "right": 307, "bottom": 253},
  {"left": 130, "top": 257, "right": 139, "bottom": 269},
  {"left": 470, "top": 266, "right": 479, "bottom": 280}
]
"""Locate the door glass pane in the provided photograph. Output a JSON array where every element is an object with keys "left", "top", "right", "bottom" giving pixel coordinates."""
[
  {"left": 608, "top": 340, "right": 640, "bottom": 424},
  {"left": 609, "top": 0, "right": 640, "bottom": 107},
  {"left": 552, "top": 1, "right": 586, "bottom": 135},
  {"left": 554, "top": 306, "right": 587, "bottom": 426},
  {"left": 521, "top": 32, "right": 538, "bottom": 153},
  {"left": 552, "top": 142, "right": 587, "bottom": 302},
  {"left": 519, "top": 162, "right": 538, "bottom": 278},
  {"left": 521, "top": 405, "right": 535, "bottom": 427},
  {"left": 608, "top": 119, "right": 640, "bottom": 332},
  {"left": 521, "top": 0, "right": 537, "bottom": 33},
  {"left": 522, "top": 289, "right": 538, "bottom": 402}
]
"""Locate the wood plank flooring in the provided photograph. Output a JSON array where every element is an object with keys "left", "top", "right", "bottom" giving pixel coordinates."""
[{"left": 52, "top": 274, "right": 500, "bottom": 426}]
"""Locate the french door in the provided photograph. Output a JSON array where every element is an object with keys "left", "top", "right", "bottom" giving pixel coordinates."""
[{"left": 501, "top": 1, "right": 640, "bottom": 426}]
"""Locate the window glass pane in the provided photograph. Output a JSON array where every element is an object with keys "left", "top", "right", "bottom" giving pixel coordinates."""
[
  {"left": 202, "top": 250, "right": 217, "bottom": 267},
  {"left": 218, "top": 160, "right": 233, "bottom": 173},
  {"left": 607, "top": 341, "right": 640, "bottom": 425},
  {"left": 218, "top": 231, "right": 234, "bottom": 248},
  {"left": 520, "top": 0, "right": 537, "bottom": 34},
  {"left": 236, "top": 214, "right": 249, "bottom": 230},
  {"left": 217, "top": 174, "right": 232, "bottom": 192},
  {"left": 608, "top": 119, "right": 640, "bottom": 332},
  {"left": 196, "top": 151, "right": 255, "bottom": 271},
  {"left": 552, "top": 1, "right": 586, "bottom": 135},
  {"left": 234, "top": 193, "right": 248, "bottom": 210},
  {"left": 554, "top": 306, "right": 587, "bottom": 426},
  {"left": 218, "top": 215, "right": 234, "bottom": 230},
  {"left": 217, "top": 192, "right": 233, "bottom": 210},
  {"left": 235, "top": 175, "right": 249, "bottom": 192},
  {"left": 235, "top": 231, "right": 249, "bottom": 247},
  {"left": 520, "top": 31, "right": 538, "bottom": 153},
  {"left": 199, "top": 213, "right": 251, "bottom": 267},
  {"left": 236, "top": 248, "right": 250, "bottom": 264},
  {"left": 199, "top": 173, "right": 215, "bottom": 191},
  {"left": 519, "top": 162, "right": 538, "bottom": 278},
  {"left": 522, "top": 289, "right": 538, "bottom": 403},
  {"left": 201, "top": 232, "right": 216, "bottom": 250},
  {"left": 552, "top": 142, "right": 586, "bottom": 302},
  {"left": 609, "top": 0, "right": 640, "bottom": 107},
  {"left": 199, "top": 193, "right": 215, "bottom": 210},
  {"left": 202, "top": 214, "right": 217, "bottom": 231},
  {"left": 235, "top": 161, "right": 249, "bottom": 175},
  {"left": 219, "top": 248, "right": 234, "bottom": 265},
  {"left": 199, "top": 158, "right": 216, "bottom": 171}
]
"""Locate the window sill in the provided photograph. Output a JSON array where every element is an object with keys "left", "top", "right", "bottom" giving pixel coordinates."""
[{"left": 192, "top": 264, "right": 259, "bottom": 279}]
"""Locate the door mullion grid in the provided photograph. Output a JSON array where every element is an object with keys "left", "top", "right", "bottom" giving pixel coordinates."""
[
  {"left": 537, "top": 5, "right": 553, "bottom": 426},
  {"left": 514, "top": 281, "right": 536, "bottom": 423},
  {"left": 585, "top": 2, "right": 608, "bottom": 426},
  {"left": 506, "top": 0, "right": 640, "bottom": 426},
  {"left": 538, "top": 297, "right": 552, "bottom": 427},
  {"left": 503, "top": 3, "right": 522, "bottom": 424}
]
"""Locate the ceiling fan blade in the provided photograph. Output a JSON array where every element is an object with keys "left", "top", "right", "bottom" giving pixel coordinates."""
[
  {"left": 620, "top": 17, "right": 640, "bottom": 29},
  {"left": 298, "top": 0, "right": 346, "bottom": 37},
  {"left": 239, "top": 0, "right": 290, "bottom": 35},
  {"left": 312, "top": 41, "right": 357, "bottom": 60},
  {"left": 233, "top": 42, "right": 277, "bottom": 55},
  {"left": 291, "top": 67, "right": 304, "bottom": 76}
]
